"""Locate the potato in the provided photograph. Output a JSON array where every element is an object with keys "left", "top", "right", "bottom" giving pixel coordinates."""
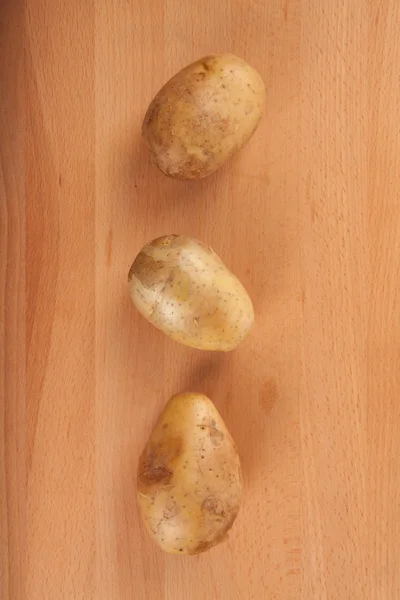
[
  {"left": 142, "top": 54, "right": 266, "bottom": 179},
  {"left": 137, "top": 392, "right": 242, "bottom": 555},
  {"left": 128, "top": 234, "right": 254, "bottom": 351}
]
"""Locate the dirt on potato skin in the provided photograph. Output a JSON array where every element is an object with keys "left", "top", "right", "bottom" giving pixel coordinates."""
[
  {"left": 137, "top": 435, "right": 183, "bottom": 493},
  {"left": 189, "top": 509, "right": 238, "bottom": 555}
]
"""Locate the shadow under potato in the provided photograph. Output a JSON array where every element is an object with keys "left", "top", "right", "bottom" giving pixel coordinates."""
[{"left": 116, "top": 131, "right": 222, "bottom": 235}]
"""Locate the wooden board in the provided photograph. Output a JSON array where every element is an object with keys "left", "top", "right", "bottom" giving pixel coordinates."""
[{"left": 1, "top": 1, "right": 400, "bottom": 598}]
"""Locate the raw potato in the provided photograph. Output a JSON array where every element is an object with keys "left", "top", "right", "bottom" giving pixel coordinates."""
[
  {"left": 142, "top": 54, "right": 266, "bottom": 179},
  {"left": 128, "top": 234, "right": 254, "bottom": 351},
  {"left": 137, "top": 393, "right": 242, "bottom": 555}
]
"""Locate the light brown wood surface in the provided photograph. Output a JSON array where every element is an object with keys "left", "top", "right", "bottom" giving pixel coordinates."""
[{"left": 1, "top": 1, "right": 399, "bottom": 599}]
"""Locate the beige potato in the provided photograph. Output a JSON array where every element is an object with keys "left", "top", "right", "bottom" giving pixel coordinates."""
[
  {"left": 142, "top": 54, "right": 266, "bottom": 179},
  {"left": 137, "top": 392, "right": 242, "bottom": 555},
  {"left": 128, "top": 234, "right": 254, "bottom": 351}
]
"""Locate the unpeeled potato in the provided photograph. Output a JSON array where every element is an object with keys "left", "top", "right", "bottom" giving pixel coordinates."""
[
  {"left": 128, "top": 234, "right": 254, "bottom": 351},
  {"left": 137, "top": 393, "right": 242, "bottom": 555},
  {"left": 142, "top": 54, "right": 266, "bottom": 179}
]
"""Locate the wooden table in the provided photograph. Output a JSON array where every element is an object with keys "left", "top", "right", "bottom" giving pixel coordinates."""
[{"left": 1, "top": 1, "right": 399, "bottom": 598}]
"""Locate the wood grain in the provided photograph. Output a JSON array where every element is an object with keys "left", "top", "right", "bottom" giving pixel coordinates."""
[
  {"left": 1, "top": 1, "right": 399, "bottom": 598},
  {"left": 0, "top": 0, "right": 26, "bottom": 597}
]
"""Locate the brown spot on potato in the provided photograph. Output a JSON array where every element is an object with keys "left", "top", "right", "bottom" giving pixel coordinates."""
[
  {"left": 138, "top": 436, "right": 183, "bottom": 492},
  {"left": 202, "top": 497, "right": 225, "bottom": 516},
  {"left": 163, "top": 499, "right": 180, "bottom": 520},
  {"left": 138, "top": 460, "right": 173, "bottom": 489},
  {"left": 201, "top": 417, "right": 224, "bottom": 445},
  {"left": 191, "top": 540, "right": 215, "bottom": 554},
  {"left": 129, "top": 253, "right": 169, "bottom": 287},
  {"left": 210, "top": 426, "right": 224, "bottom": 446},
  {"left": 190, "top": 512, "right": 237, "bottom": 554}
]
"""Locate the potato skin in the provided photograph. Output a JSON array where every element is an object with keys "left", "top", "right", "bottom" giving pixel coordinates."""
[
  {"left": 128, "top": 234, "right": 254, "bottom": 351},
  {"left": 137, "top": 393, "right": 242, "bottom": 555},
  {"left": 142, "top": 54, "right": 266, "bottom": 179}
]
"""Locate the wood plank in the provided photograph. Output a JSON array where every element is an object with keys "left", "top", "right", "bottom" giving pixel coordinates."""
[
  {"left": 25, "top": 2, "right": 96, "bottom": 597},
  {"left": 0, "top": 3, "right": 26, "bottom": 599}
]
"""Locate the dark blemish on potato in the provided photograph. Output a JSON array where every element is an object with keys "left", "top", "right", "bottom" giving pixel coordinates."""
[
  {"left": 138, "top": 461, "right": 173, "bottom": 489},
  {"left": 201, "top": 417, "right": 224, "bottom": 446},
  {"left": 163, "top": 499, "right": 180, "bottom": 520},
  {"left": 202, "top": 497, "right": 225, "bottom": 516},
  {"left": 202, "top": 62, "right": 211, "bottom": 72},
  {"left": 138, "top": 436, "right": 183, "bottom": 491},
  {"left": 192, "top": 540, "right": 213, "bottom": 554},
  {"left": 129, "top": 253, "right": 168, "bottom": 288}
]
